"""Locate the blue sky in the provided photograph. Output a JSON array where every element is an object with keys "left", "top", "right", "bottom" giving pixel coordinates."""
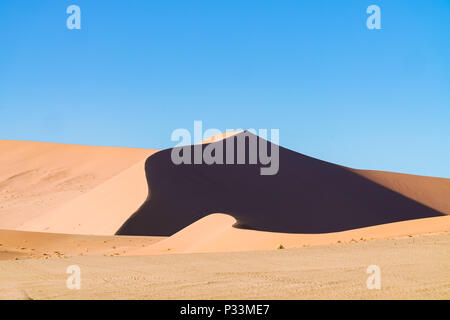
[{"left": 1, "top": 0, "right": 449, "bottom": 177}]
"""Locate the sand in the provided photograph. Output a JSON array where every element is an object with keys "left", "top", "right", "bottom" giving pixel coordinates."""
[{"left": 0, "top": 233, "right": 448, "bottom": 299}]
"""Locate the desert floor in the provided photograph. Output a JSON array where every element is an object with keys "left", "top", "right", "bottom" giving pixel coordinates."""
[{"left": 0, "top": 233, "right": 449, "bottom": 300}]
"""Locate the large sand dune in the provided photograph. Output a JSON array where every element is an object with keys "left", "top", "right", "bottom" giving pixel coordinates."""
[{"left": 118, "top": 131, "right": 449, "bottom": 236}]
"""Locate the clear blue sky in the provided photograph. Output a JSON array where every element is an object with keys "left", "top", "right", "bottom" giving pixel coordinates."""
[{"left": 1, "top": 0, "right": 449, "bottom": 177}]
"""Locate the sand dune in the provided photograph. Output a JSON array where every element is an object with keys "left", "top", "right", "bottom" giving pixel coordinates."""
[
  {"left": 0, "top": 140, "right": 156, "bottom": 234},
  {"left": 118, "top": 131, "right": 449, "bottom": 236},
  {"left": 3, "top": 136, "right": 449, "bottom": 241}
]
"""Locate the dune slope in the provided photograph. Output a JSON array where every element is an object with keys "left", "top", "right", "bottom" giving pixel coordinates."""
[
  {"left": 0, "top": 140, "right": 156, "bottom": 233},
  {"left": 352, "top": 169, "right": 450, "bottom": 215}
]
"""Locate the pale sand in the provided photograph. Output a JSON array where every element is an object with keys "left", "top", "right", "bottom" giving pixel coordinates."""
[{"left": 0, "top": 233, "right": 448, "bottom": 299}]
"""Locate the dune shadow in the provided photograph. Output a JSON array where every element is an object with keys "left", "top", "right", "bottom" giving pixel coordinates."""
[{"left": 116, "top": 132, "right": 444, "bottom": 236}]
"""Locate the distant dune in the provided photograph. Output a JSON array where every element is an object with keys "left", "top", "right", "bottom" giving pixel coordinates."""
[
  {"left": 0, "top": 140, "right": 156, "bottom": 234},
  {"left": 118, "top": 131, "right": 449, "bottom": 236}
]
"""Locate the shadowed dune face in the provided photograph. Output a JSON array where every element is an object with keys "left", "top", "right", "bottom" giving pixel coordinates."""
[{"left": 117, "top": 132, "right": 445, "bottom": 236}]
